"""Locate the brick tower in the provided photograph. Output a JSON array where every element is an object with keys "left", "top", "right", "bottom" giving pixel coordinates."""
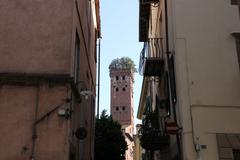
[
  {"left": 110, "top": 69, "right": 134, "bottom": 128},
  {"left": 110, "top": 64, "right": 134, "bottom": 160}
]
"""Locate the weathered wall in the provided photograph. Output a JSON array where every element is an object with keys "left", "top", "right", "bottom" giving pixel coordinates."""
[
  {"left": 0, "top": 0, "right": 98, "bottom": 160},
  {"left": 0, "top": 0, "right": 73, "bottom": 74},
  {"left": 0, "top": 84, "right": 69, "bottom": 160}
]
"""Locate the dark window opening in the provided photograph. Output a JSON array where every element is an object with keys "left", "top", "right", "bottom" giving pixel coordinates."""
[
  {"left": 122, "top": 106, "right": 126, "bottom": 111},
  {"left": 231, "top": 0, "right": 240, "bottom": 16},
  {"left": 116, "top": 88, "right": 119, "bottom": 92},
  {"left": 233, "top": 149, "right": 240, "bottom": 160},
  {"left": 116, "top": 76, "right": 119, "bottom": 80},
  {"left": 86, "top": 71, "right": 90, "bottom": 82},
  {"left": 74, "top": 32, "right": 80, "bottom": 84},
  {"left": 169, "top": 54, "right": 177, "bottom": 104},
  {"left": 122, "top": 87, "right": 126, "bottom": 91},
  {"left": 231, "top": 0, "right": 240, "bottom": 5},
  {"left": 122, "top": 76, "right": 125, "bottom": 80},
  {"left": 116, "top": 107, "right": 119, "bottom": 111},
  {"left": 232, "top": 33, "right": 240, "bottom": 69},
  {"left": 69, "top": 152, "right": 75, "bottom": 160}
]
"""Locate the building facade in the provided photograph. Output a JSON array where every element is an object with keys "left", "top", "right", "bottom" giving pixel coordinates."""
[
  {"left": 0, "top": 0, "right": 100, "bottom": 160},
  {"left": 110, "top": 64, "right": 135, "bottom": 160},
  {"left": 137, "top": 0, "right": 240, "bottom": 160},
  {"left": 134, "top": 124, "right": 144, "bottom": 160}
]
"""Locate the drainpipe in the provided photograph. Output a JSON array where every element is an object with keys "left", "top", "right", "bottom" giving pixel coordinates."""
[
  {"left": 164, "top": 0, "right": 182, "bottom": 159},
  {"left": 30, "top": 86, "right": 40, "bottom": 160},
  {"left": 96, "top": 37, "right": 101, "bottom": 119}
]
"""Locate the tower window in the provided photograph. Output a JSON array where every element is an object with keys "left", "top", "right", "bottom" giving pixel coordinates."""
[
  {"left": 116, "top": 76, "right": 119, "bottom": 80},
  {"left": 116, "top": 88, "right": 119, "bottom": 92},
  {"left": 122, "top": 76, "right": 125, "bottom": 80},
  {"left": 116, "top": 107, "right": 119, "bottom": 111},
  {"left": 122, "top": 87, "right": 126, "bottom": 91},
  {"left": 122, "top": 106, "right": 126, "bottom": 111}
]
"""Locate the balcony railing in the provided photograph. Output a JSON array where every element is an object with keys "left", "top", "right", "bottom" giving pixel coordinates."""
[
  {"left": 139, "top": 111, "right": 169, "bottom": 150},
  {"left": 139, "top": 38, "right": 165, "bottom": 76},
  {"left": 140, "top": 127, "right": 169, "bottom": 150}
]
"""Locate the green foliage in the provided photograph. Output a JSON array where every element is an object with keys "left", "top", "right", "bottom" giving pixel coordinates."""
[
  {"left": 95, "top": 110, "right": 127, "bottom": 160},
  {"left": 109, "top": 57, "right": 137, "bottom": 73}
]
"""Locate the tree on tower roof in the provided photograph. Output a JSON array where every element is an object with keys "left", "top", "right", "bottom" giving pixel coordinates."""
[{"left": 109, "top": 57, "right": 137, "bottom": 73}]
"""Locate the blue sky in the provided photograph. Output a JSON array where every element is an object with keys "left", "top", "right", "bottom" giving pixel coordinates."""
[{"left": 98, "top": 0, "right": 143, "bottom": 125}]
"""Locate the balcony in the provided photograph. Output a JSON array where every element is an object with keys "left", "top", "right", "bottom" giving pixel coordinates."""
[
  {"left": 139, "top": 38, "right": 165, "bottom": 76},
  {"left": 139, "top": 111, "right": 169, "bottom": 150},
  {"left": 140, "top": 127, "right": 169, "bottom": 150}
]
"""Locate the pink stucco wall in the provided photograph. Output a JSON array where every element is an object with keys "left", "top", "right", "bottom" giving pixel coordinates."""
[
  {"left": 0, "top": 85, "right": 69, "bottom": 160},
  {"left": 0, "top": 0, "right": 98, "bottom": 160},
  {"left": 0, "top": 0, "right": 73, "bottom": 74}
]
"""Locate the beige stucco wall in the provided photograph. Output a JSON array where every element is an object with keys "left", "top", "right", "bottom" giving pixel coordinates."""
[
  {"left": 173, "top": 0, "right": 240, "bottom": 159},
  {"left": 175, "top": 0, "right": 240, "bottom": 106},
  {"left": 146, "top": 0, "right": 240, "bottom": 159}
]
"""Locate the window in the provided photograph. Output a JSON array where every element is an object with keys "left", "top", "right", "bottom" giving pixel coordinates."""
[
  {"left": 116, "top": 107, "right": 119, "bottom": 111},
  {"left": 231, "top": 0, "right": 240, "bottom": 5},
  {"left": 122, "top": 106, "right": 126, "bottom": 111},
  {"left": 74, "top": 32, "right": 80, "bottom": 83},
  {"left": 116, "top": 88, "right": 119, "bottom": 92},
  {"left": 122, "top": 87, "right": 126, "bottom": 91},
  {"left": 70, "top": 152, "right": 75, "bottom": 160},
  {"left": 122, "top": 76, "right": 125, "bottom": 80},
  {"left": 169, "top": 55, "right": 177, "bottom": 104},
  {"left": 217, "top": 134, "right": 240, "bottom": 160},
  {"left": 116, "top": 76, "right": 119, "bottom": 80},
  {"left": 233, "top": 149, "right": 240, "bottom": 160},
  {"left": 232, "top": 33, "right": 240, "bottom": 69},
  {"left": 231, "top": 0, "right": 240, "bottom": 15}
]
